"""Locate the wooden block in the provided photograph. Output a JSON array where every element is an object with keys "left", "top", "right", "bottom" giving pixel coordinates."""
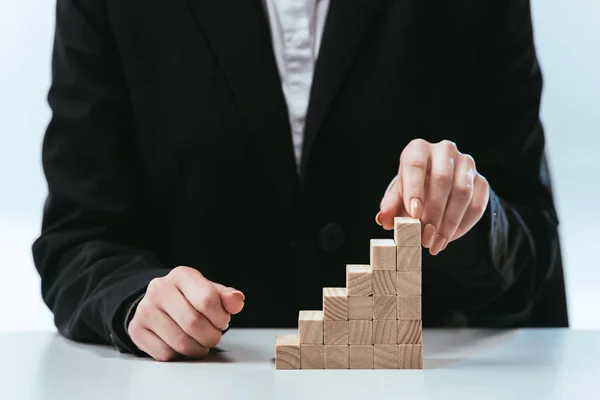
[
  {"left": 348, "top": 296, "right": 373, "bottom": 320},
  {"left": 298, "top": 310, "right": 323, "bottom": 344},
  {"left": 323, "top": 288, "right": 348, "bottom": 320},
  {"left": 396, "top": 246, "right": 421, "bottom": 271},
  {"left": 346, "top": 265, "right": 372, "bottom": 296},
  {"left": 370, "top": 239, "right": 396, "bottom": 270},
  {"left": 324, "top": 320, "right": 349, "bottom": 345},
  {"left": 349, "top": 320, "right": 373, "bottom": 344},
  {"left": 324, "top": 345, "right": 349, "bottom": 369},
  {"left": 373, "top": 320, "right": 397, "bottom": 344},
  {"left": 373, "top": 270, "right": 397, "bottom": 295},
  {"left": 349, "top": 345, "right": 374, "bottom": 369},
  {"left": 275, "top": 335, "right": 301, "bottom": 370},
  {"left": 397, "top": 271, "right": 421, "bottom": 296},
  {"left": 398, "top": 320, "right": 422, "bottom": 344},
  {"left": 398, "top": 344, "right": 423, "bottom": 369},
  {"left": 373, "top": 295, "right": 397, "bottom": 320},
  {"left": 300, "top": 345, "right": 325, "bottom": 369},
  {"left": 394, "top": 217, "right": 421, "bottom": 247},
  {"left": 374, "top": 345, "right": 400, "bottom": 369},
  {"left": 397, "top": 296, "right": 421, "bottom": 320}
]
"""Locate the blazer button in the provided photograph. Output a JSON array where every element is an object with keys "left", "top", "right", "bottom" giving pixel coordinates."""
[{"left": 318, "top": 223, "right": 345, "bottom": 252}]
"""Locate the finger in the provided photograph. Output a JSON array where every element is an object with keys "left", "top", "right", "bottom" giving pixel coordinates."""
[
  {"left": 213, "top": 283, "right": 246, "bottom": 315},
  {"left": 160, "top": 286, "right": 223, "bottom": 348},
  {"left": 147, "top": 309, "right": 210, "bottom": 359},
  {"left": 399, "top": 139, "right": 430, "bottom": 220},
  {"left": 432, "top": 154, "right": 476, "bottom": 255},
  {"left": 378, "top": 175, "right": 407, "bottom": 230},
  {"left": 421, "top": 141, "right": 457, "bottom": 251},
  {"left": 129, "top": 326, "right": 178, "bottom": 362},
  {"left": 170, "top": 268, "right": 230, "bottom": 330},
  {"left": 451, "top": 173, "right": 490, "bottom": 242}
]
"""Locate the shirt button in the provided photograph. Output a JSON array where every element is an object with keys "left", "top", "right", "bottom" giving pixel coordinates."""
[{"left": 318, "top": 223, "right": 346, "bottom": 252}]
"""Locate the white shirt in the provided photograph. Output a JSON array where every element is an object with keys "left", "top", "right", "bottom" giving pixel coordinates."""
[{"left": 262, "top": 0, "right": 330, "bottom": 168}]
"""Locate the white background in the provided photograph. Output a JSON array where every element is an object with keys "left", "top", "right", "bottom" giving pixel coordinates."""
[{"left": 0, "top": 0, "right": 598, "bottom": 331}]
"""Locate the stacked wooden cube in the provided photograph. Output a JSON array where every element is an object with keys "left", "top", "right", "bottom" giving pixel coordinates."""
[{"left": 276, "top": 217, "right": 423, "bottom": 370}]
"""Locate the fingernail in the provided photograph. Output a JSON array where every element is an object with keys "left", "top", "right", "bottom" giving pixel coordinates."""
[
  {"left": 232, "top": 290, "right": 245, "bottom": 301},
  {"left": 410, "top": 198, "right": 423, "bottom": 220},
  {"left": 375, "top": 212, "right": 383, "bottom": 226},
  {"left": 430, "top": 234, "right": 447, "bottom": 256},
  {"left": 422, "top": 224, "right": 436, "bottom": 248}
]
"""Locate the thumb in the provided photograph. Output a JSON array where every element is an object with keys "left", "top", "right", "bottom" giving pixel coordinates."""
[{"left": 213, "top": 283, "right": 245, "bottom": 315}]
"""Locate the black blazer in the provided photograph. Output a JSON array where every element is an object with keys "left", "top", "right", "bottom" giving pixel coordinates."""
[{"left": 33, "top": 0, "right": 568, "bottom": 354}]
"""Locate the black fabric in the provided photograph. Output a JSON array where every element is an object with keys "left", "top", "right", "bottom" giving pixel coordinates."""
[{"left": 33, "top": 0, "right": 568, "bottom": 355}]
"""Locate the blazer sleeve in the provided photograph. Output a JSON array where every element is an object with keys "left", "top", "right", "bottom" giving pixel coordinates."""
[
  {"left": 32, "top": 0, "right": 171, "bottom": 353},
  {"left": 424, "top": 0, "right": 561, "bottom": 326}
]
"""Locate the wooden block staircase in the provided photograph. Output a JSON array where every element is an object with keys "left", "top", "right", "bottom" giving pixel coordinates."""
[{"left": 275, "top": 217, "right": 423, "bottom": 369}]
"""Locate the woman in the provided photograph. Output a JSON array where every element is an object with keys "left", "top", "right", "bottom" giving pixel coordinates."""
[{"left": 33, "top": 0, "right": 568, "bottom": 361}]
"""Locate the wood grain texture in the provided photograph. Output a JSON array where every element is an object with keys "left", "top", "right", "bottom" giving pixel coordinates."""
[
  {"left": 394, "top": 217, "right": 421, "bottom": 247},
  {"left": 300, "top": 345, "right": 325, "bottom": 369},
  {"left": 324, "top": 320, "right": 349, "bottom": 345},
  {"left": 346, "top": 265, "right": 372, "bottom": 296},
  {"left": 349, "top": 345, "right": 374, "bottom": 369},
  {"left": 349, "top": 320, "right": 373, "bottom": 345},
  {"left": 397, "top": 320, "right": 422, "bottom": 344},
  {"left": 374, "top": 345, "right": 400, "bottom": 369},
  {"left": 348, "top": 296, "right": 373, "bottom": 320},
  {"left": 397, "top": 296, "right": 421, "bottom": 320},
  {"left": 275, "top": 335, "right": 301, "bottom": 370},
  {"left": 373, "top": 295, "right": 397, "bottom": 320},
  {"left": 298, "top": 310, "right": 323, "bottom": 344},
  {"left": 373, "top": 270, "right": 397, "bottom": 295},
  {"left": 370, "top": 239, "right": 396, "bottom": 270},
  {"left": 398, "top": 344, "right": 423, "bottom": 369},
  {"left": 397, "top": 271, "right": 421, "bottom": 296},
  {"left": 396, "top": 246, "right": 421, "bottom": 271},
  {"left": 373, "top": 319, "right": 397, "bottom": 344},
  {"left": 324, "top": 345, "right": 349, "bottom": 369},
  {"left": 323, "top": 288, "right": 348, "bottom": 320}
]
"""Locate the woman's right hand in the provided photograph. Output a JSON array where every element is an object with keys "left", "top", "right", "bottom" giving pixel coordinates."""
[{"left": 128, "top": 266, "right": 245, "bottom": 361}]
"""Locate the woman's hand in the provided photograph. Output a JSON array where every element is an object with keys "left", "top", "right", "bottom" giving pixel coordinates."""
[
  {"left": 377, "top": 139, "right": 490, "bottom": 255},
  {"left": 128, "top": 266, "right": 245, "bottom": 361}
]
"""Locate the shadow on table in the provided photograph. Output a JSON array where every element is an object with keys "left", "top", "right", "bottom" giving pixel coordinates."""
[
  {"left": 37, "top": 334, "right": 267, "bottom": 364},
  {"left": 423, "top": 328, "right": 517, "bottom": 369}
]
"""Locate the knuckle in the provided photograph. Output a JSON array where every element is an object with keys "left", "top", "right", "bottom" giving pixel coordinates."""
[
  {"left": 470, "top": 200, "right": 487, "bottom": 215},
  {"left": 154, "top": 348, "right": 177, "bottom": 362},
  {"left": 410, "top": 138, "right": 429, "bottom": 147},
  {"left": 440, "top": 140, "right": 458, "bottom": 151},
  {"left": 198, "top": 293, "right": 219, "bottom": 313},
  {"left": 454, "top": 182, "right": 473, "bottom": 199},
  {"left": 443, "top": 217, "right": 461, "bottom": 232},
  {"left": 404, "top": 156, "right": 428, "bottom": 170},
  {"left": 169, "top": 266, "right": 191, "bottom": 280},
  {"left": 173, "top": 333, "right": 194, "bottom": 355},
  {"left": 402, "top": 139, "right": 429, "bottom": 159},
  {"left": 127, "top": 320, "right": 143, "bottom": 339},
  {"left": 146, "top": 278, "right": 165, "bottom": 296},
  {"left": 427, "top": 206, "right": 444, "bottom": 221},
  {"left": 183, "top": 314, "right": 203, "bottom": 333},
  {"left": 203, "top": 331, "right": 223, "bottom": 349},
  {"left": 434, "top": 170, "right": 453, "bottom": 186},
  {"left": 461, "top": 153, "right": 476, "bottom": 168}
]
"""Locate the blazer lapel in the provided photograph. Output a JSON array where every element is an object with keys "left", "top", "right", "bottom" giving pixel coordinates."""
[
  {"left": 300, "top": 0, "right": 387, "bottom": 178},
  {"left": 186, "top": 0, "right": 299, "bottom": 221}
]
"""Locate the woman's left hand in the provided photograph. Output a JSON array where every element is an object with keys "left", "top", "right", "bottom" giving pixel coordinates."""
[{"left": 376, "top": 139, "right": 490, "bottom": 255}]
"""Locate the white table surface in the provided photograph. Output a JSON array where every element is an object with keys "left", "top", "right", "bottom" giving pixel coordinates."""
[{"left": 1, "top": 328, "right": 599, "bottom": 400}]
